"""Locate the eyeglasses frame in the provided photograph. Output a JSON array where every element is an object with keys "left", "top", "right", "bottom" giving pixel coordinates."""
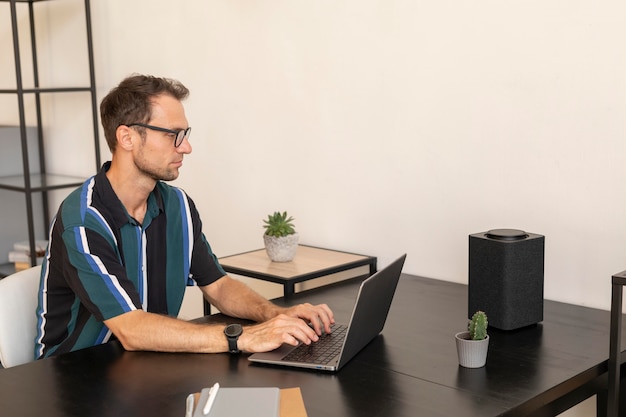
[{"left": 126, "top": 123, "right": 191, "bottom": 148}]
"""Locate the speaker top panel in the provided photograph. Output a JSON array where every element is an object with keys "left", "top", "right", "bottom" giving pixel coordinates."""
[
  {"left": 485, "top": 229, "right": 528, "bottom": 241},
  {"left": 470, "top": 229, "right": 544, "bottom": 242}
]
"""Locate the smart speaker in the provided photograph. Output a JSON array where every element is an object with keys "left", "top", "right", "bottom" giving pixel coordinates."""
[{"left": 468, "top": 229, "right": 545, "bottom": 331}]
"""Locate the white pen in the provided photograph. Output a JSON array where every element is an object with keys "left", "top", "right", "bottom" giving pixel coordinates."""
[
  {"left": 203, "top": 382, "right": 220, "bottom": 415},
  {"left": 185, "top": 394, "right": 195, "bottom": 417}
]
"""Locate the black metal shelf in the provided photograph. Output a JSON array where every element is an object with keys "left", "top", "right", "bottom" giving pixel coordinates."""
[
  {"left": 0, "top": 173, "right": 87, "bottom": 192},
  {"left": 0, "top": 86, "right": 92, "bottom": 94},
  {"left": 2, "top": 0, "right": 100, "bottom": 270}
]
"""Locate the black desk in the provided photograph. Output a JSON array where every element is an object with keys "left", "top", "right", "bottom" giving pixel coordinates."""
[
  {"left": 608, "top": 269, "right": 626, "bottom": 417},
  {"left": 0, "top": 274, "right": 621, "bottom": 416}
]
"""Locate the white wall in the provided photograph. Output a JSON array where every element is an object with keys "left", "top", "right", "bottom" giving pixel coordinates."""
[{"left": 2, "top": 0, "right": 625, "bottom": 314}]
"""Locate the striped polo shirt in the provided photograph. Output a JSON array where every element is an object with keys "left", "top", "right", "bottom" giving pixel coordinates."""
[{"left": 35, "top": 162, "right": 226, "bottom": 359}]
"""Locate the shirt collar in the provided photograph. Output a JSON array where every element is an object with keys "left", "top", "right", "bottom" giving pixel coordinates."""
[{"left": 95, "top": 162, "right": 164, "bottom": 228}]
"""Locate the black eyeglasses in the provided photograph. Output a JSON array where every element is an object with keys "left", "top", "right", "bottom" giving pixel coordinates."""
[{"left": 127, "top": 123, "right": 191, "bottom": 147}]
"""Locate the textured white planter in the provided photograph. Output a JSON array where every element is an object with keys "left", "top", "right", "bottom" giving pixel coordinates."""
[
  {"left": 455, "top": 331, "right": 489, "bottom": 368},
  {"left": 263, "top": 233, "right": 299, "bottom": 262}
]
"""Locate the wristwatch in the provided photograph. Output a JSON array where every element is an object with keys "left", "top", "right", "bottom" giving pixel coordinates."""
[{"left": 224, "top": 324, "right": 243, "bottom": 354}]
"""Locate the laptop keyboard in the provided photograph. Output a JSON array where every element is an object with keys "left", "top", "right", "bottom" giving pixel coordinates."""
[{"left": 283, "top": 324, "right": 348, "bottom": 364}]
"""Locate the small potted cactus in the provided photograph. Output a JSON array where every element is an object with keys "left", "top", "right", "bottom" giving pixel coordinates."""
[
  {"left": 455, "top": 310, "right": 489, "bottom": 368},
  {"left": 263, "top": 211, "right": 299, "bottom": 262}
]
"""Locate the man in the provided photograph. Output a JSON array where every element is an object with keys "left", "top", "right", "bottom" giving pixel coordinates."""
[{"left": 35, "top": 74, "right": 333, "bottom": 359}]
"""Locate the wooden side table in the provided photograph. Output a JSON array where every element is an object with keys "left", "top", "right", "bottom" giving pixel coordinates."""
[{"left": 205, "top": 245, "right": 377, "bottom": 315}]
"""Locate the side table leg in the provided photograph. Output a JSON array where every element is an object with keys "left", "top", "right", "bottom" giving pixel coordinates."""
[
  {"left": 608, "top": 279, "right": 623, "bottom": 417},
  {"left": 284, "top": 283, "right": 295, "bottom": 299},
  {"left": 369, "top": 260, "right": 377, "bottom": 276}
]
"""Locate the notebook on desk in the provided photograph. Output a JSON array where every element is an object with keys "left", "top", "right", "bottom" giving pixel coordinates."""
[
  {"left": 192, "top": 386, "right": 280, "bottom": 417},
  {"left": 248, "top": 254, "right": 406, "bottom": 372}
]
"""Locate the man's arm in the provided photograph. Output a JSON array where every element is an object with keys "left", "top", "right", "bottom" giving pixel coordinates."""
[
  {"left": 104, "top": 275, "right": 334, "bottom": 354},
  {"left": 104, "top": 310, "right": 229, "bottom": 353},
  {"left": 202, "top": 275, "right": 335, "bottom": 333},
  {"left": 201, "top": 275, "right": 281, "bottom": 322}
]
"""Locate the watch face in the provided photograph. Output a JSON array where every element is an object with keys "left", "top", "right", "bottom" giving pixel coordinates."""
[{"left": 225, "top": 324, "right": 242, "bottom": 337}]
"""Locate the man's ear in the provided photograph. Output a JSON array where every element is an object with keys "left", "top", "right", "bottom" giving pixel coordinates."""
[{"left": 116, "top": 125, "right": 135, "bottom": 151}]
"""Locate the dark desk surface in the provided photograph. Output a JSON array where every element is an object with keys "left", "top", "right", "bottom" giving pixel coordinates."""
[{"left": 0, "top": 274, "right": 620, "bottom": 416}]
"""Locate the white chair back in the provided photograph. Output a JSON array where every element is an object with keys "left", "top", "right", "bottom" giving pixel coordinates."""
[{"left": 0, "top": 265, "right": 42, "bottom": 368}]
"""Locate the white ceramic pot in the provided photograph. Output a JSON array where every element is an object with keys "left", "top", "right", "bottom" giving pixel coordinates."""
[
  {"left": 455, "top": 331, "right": 489, "bottom": 368},
  {"left": 263, "top": 233, "right": 299, "bottom": 262}
]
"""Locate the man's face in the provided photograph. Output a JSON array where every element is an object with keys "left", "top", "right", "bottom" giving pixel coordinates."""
[{"left": 133, "top": 94, "right": 192, "bottom": 182}]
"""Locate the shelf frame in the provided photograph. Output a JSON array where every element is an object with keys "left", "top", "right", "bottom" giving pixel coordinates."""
[{"left": 1, "top": 0, "right": 101, "bottom": 268}]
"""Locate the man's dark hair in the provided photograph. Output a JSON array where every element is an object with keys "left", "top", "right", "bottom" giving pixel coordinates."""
[{"left": 100, "top": 74, "right": 190, "bottom": 151}]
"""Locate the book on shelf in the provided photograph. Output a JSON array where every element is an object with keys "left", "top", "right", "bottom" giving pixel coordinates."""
[{"left": 7, "top": 240, "right": 47, "bottom": 271}]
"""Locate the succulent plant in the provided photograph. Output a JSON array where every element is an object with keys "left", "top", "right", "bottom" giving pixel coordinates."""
[
  {"left": 263, "top": 211, "right": 296, "bottom": 238},
  {"left": 468, "top": 311, "right": 488, "bottom": 341}
]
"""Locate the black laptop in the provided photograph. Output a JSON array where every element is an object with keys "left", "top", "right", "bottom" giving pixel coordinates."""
[{"left": 248, "top": 254, "right": 406, "bottom": 371}]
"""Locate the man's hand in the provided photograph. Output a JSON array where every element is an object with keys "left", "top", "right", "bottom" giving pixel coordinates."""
[
  {"left": 237, "top": 314, "right": 321, "bottom": 353},
  {"left": 280, "top": 303, "right": 335, "bottom": 336}
]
